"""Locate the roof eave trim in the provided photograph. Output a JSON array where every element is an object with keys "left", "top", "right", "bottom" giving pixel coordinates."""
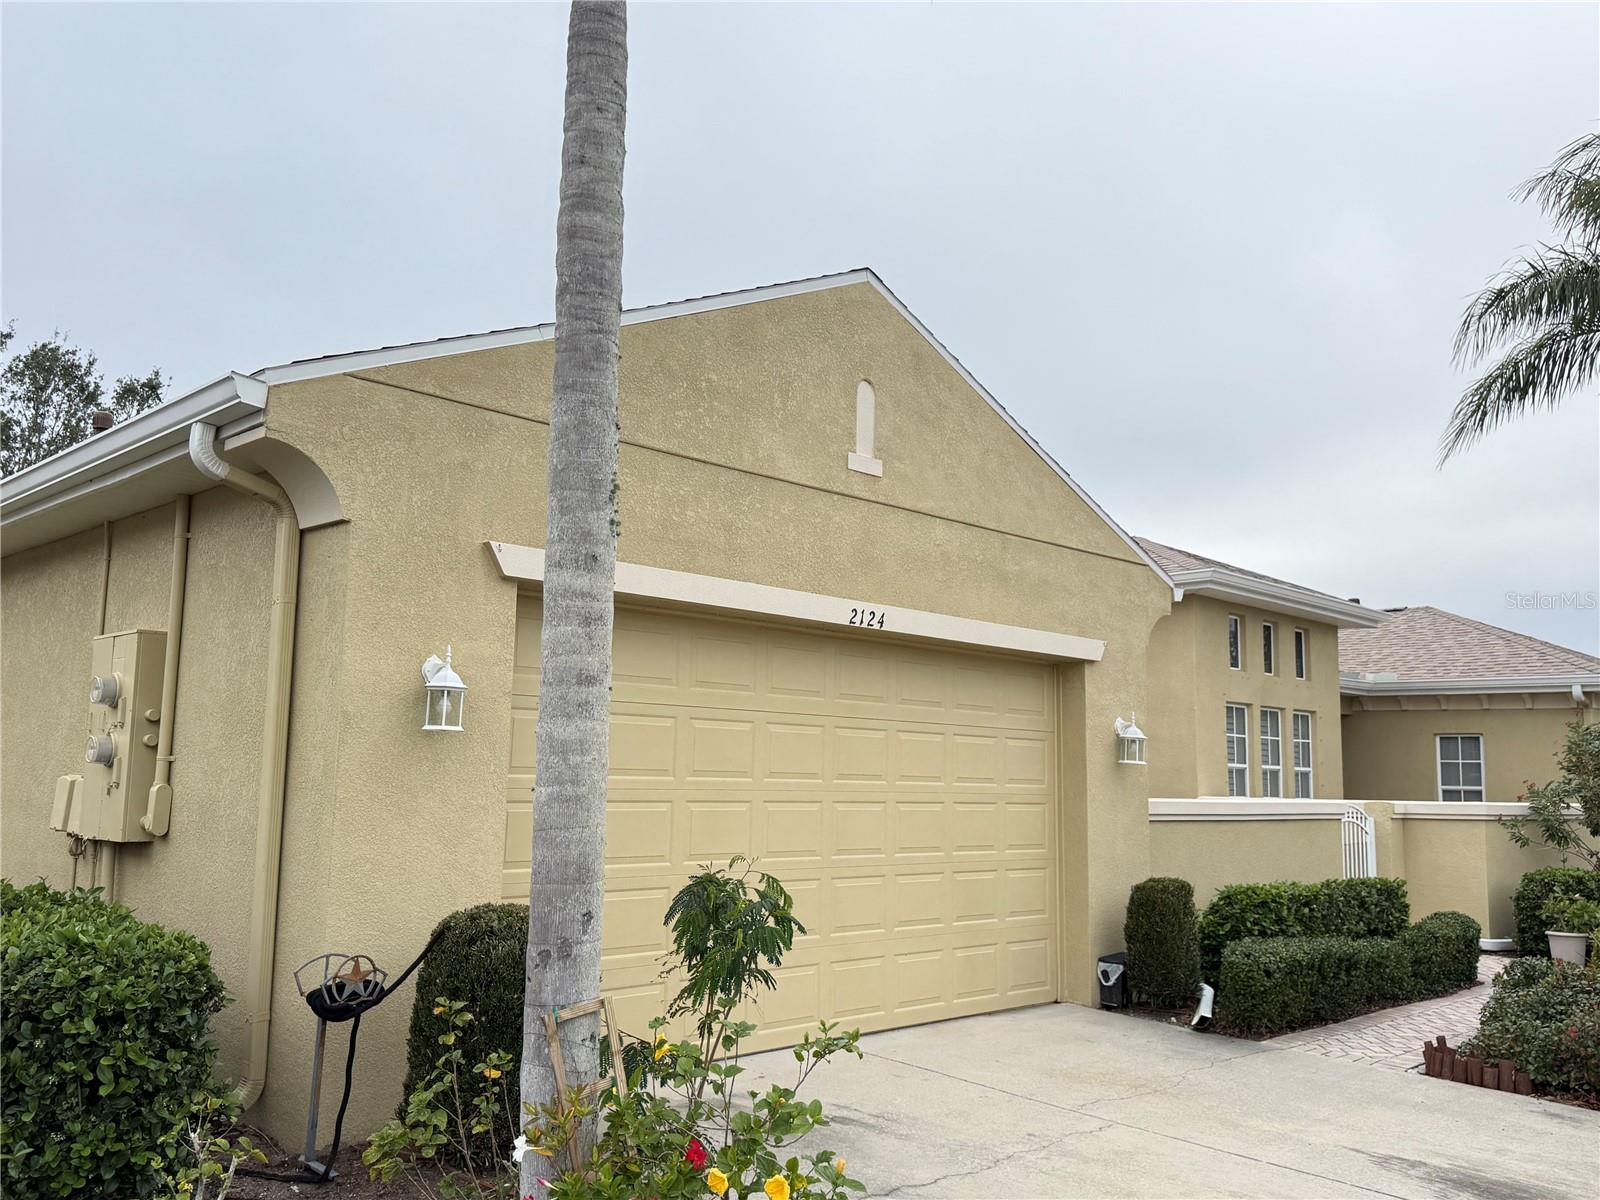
[
  {"left": 1340, "top": 674, "right": 1600, "bottom": 696},
  {"left": 1170, "top": 568, "right": 1382, "bottom": 628},
  {"left": 1, "top": 373, "right": 267, "bottom": 519}
]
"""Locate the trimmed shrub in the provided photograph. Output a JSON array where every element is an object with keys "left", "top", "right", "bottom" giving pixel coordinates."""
[
  {"left": 1198, "top": 878, "right": 1410, "bottom": 980},
  {"left": 1401, "top": 911, "right": 1481, "bottom": 998},
  {"left": 1123, "top": 877, "right": 1201, "bottom": 1006},
  {"left": 401, "top": 903, "right": 528, "bottom": 1157},
  {"left": 1513, "top": 867, "right": 1600, "bottom": 956},
  {"left": 1, "top": 880, "right": 228, "bottom": 1200},
  {"left": 1216, "top": 935, "right": 1410, "bottom": 1037},
  {"left": 1466, "top": 958, "right": 1600, "bottom": 1095}
]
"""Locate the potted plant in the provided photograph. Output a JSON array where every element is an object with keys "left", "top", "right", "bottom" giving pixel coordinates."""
[{"left": 1541, "top": 893, "right": 1600, "bottom": 965}]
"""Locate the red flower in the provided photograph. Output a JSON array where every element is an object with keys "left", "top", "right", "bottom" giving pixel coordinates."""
[{"left": 683, "top": 1137, "right": 708, "bottom": 1170}]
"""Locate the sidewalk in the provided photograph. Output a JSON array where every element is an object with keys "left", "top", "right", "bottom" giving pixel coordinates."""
[{"left": 1266, "top": 954, "right": 1509, "bottom": 1071}]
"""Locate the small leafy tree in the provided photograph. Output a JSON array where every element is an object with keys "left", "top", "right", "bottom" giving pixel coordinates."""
[
  {"left": 0, "top": 324, "right": 165, "bottom": 475},
  {"left": 1503, "top": 722, "right": 1600, "bottom": 870}
]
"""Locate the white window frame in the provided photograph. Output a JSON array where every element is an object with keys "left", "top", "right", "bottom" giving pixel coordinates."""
[
  {"left": 1292, "top": 711, "right": 1313, "bottom": 798},
  {"left": 1260, "top": 707, "right": 1283, "bottom": 797},
  {"left": 1225, "top": 703, "right": 1250, "bottom": 796},
  {"left": 1436, "top": 734, "right": 1486, "bottom": 803},
  {"left": 1227, "top": 614, "right": 1242, "bottom": 670},
  {"left": 1262, "top": 622, "right": 1277, "bottom": 676},
  {"left": 1293, "top": 628, "right": 1308, "bottom": 680}
]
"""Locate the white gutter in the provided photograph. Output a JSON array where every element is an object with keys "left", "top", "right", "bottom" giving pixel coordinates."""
[
  {"left": 1340, "top": 673, "right": 1600, "bottom": 697},
  {"left": 189, "top": 422, "right": 300, "bottom": 1112},
  {"left": 1165, "top": 566, "right": 1382, "bottom": 629}
]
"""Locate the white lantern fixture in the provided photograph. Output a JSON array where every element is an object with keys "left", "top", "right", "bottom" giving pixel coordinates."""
[
  {"left": 422, "top": 646, "right": 467, "bottom": 732},
  {"left": 1114, "top": 713, "right": 1147, "bottom": 765}
]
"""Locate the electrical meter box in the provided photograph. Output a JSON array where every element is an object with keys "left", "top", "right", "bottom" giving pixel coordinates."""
[{"left": 51, "top": 629, "right": 166, "bottom": 843}]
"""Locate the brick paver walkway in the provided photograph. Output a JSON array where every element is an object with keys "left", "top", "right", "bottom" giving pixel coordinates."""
[{"left": 1266, "top": 955, "right": 1509, "bottom": 1072}]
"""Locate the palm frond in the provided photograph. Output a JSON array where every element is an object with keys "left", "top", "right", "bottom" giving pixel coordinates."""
[
  {"left": 1439, "top": 323, "right": 1600, "bottom": 462},
  {"left": 1513, "top": 133, "right": 1600, "bottom": 241},
  {"left": 1453, "top": 245, "right": 1600, "bottom": 363}
]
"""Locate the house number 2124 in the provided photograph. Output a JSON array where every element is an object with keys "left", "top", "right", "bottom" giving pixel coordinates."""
[{"left": 847, "top": 607, "right": 887, "bottom": 630}]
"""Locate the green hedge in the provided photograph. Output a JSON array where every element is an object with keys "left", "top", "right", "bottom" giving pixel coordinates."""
[
  {"left": 1198, "top": 878, "right": 1409, "bottom": 979},
  {"left": 1, "top": 881, "right": 227, "bottom": 1200},
  {"left": 401, "top": 903, "right": 528, "bottom": 1158},
  {"left": 1466, "top": 958, "right": 1600, "bottom": 1095},
  {"left": 1512, "top": 867, "right": 1600, "bottom": 957},
  {"left": 1124, "top": 877, "right": 1201, "bottom": 1006},
  {"left": 1216, "top": 935, "right": 1411, "bottom": 1037},
  {"left": 1401, "top": 911, "right": 1481, "bottom": 999}
]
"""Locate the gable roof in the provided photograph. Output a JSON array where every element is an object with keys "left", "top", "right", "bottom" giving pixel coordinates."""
[
  {"left": 1136, "top": 537, "right": 1381, "bottom": 629},
  {"left": 4, "top": 270, "right": 1175, "bottom": 591},
  {"left": 1339, "top": 606, "right": 1600, "bottom": 694}
]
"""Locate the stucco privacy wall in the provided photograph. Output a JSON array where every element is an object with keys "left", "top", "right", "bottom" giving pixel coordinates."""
[
  {"left": 1148, "top": 816, "right": 1343, "bottom": 906},
  {"left": 1341, "top": 698, "right": 1591, "bottom": 803},
  {"left": 73, "top": 278, "right": 1166, "bottom": 1144},
  {"left": 1363, "top": 802, "right": 1577, "bottom": 939},
  {"left": 1145, "top": 595, "right": 1343, "bottom": 798}
]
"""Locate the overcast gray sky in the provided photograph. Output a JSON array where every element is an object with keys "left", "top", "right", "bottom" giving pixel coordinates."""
[{"left": 4, "top": 2, "right": 1597, "bottom": 651}]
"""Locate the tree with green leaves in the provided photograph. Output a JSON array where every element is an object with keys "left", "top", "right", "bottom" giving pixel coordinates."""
[
  {"left": 1503, "top": 721, "right": 1600, "bottom": 871},
  {"left": 0, "top": 324, "right": 166, "bottom": 476},
  {"left": 1443, "top": 134, "right": 1600, "bottom": 462}
]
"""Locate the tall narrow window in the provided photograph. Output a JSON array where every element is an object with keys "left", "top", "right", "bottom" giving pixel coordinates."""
[
  {"left": 1262, "top": 623, "right": 1277, "bottom": 675},
  {"left": 1225, "top": 704, "right": 1249, "bottom": 796},
  {"left": 847, "top": 380, "right": 882, "bottom": 476},
  {"left": 1227, "top": 615, "right": 1242, "bottom": 670},
  {"left": 1293, "top": 628, "right": 1308, "bottom": 680},
  {"left": 1260, "top": 708, "right": 1283, "bottom": 797},
  {"left": 1292, "top": 711, "right": 1313, "bottom": 798},
  {"left": 1438, "top": 735, "right": 1485, "bottom": 802}
]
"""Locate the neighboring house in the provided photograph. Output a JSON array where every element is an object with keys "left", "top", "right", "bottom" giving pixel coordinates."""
[
  {"left": 1340, "top": 605, "right": 1600, "bottom": 802},
  {"left": 0, "top": 271, "right": 1178, "bottom": 1143}
]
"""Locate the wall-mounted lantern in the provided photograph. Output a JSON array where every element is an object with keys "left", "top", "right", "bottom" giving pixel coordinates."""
[
  {"left": 422, "top": 647, "right": 467, "bottom": 732},
  {"left": 1114, "top": 714, "right": 1147, "bottom": 765}
]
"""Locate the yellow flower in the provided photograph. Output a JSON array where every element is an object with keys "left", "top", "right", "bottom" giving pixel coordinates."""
[
  {"left": 482, "top": 1066, "right": 502, "bottom": 1079},
  {"left": 706, "top": 1167, "right": 730, "bottom": 1196},
  {"left": 835, "top": 1158, "right": 847, "bottom": 1173},
  {"left": 432, "top": 1005, "right": 444, "bottom": 1015},
  {"left": 653, "top": 1037, "right": 671, "bottom": 1062},
  {"left": 764, "top": 1175, "right": 791, "bottom": 1200}
]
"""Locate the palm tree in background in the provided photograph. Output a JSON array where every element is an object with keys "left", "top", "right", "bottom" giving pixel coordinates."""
[
  {"left": 1444, "top": 134, "right": 1600, "bottom": 462},
  {"left": 520, "top": 3, "right": 626, "bottom": 1195}
]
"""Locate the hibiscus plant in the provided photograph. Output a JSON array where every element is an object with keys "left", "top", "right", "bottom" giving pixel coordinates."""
[{"left": 521, "top": 859, "right": 867, "bottom": 1200}]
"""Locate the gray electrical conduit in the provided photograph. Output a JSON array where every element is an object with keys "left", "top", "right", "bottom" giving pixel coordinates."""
[{"left": 188, "top": 421, "right": 300, "bottom": 1110}]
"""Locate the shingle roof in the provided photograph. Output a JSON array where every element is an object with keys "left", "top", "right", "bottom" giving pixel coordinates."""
[
  {"left": 1338, "top": 606, "right": 1600, "bottom": 683},
  {"left": 1134, "top": 538, "right": 1354, "bottom": 608}
]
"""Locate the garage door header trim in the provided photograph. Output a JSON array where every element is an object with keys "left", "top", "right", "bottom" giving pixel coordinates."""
[{"left": 489, "top": 541, "right": 1105, "bottom": 663}]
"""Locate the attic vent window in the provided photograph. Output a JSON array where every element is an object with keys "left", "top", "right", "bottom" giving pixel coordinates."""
[{"left": 847, "top": 380, "right": 883, "bottom": 477}]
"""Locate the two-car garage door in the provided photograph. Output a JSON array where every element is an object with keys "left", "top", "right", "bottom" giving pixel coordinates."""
[{"left": 503, "top": 595, "right": 1058, "bottom": 1046}]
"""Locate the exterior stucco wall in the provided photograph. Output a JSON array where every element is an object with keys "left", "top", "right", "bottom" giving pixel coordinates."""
[
  {"left": 1148, "top": 818, "right": 1343, "bottom": 907},
  {"left": 1341, "top": 697, "right": 1587, "bottom": 803},
  {"left": 1362, "top": 802, "right": 1575, "bottom": 937},
  {"left": 1146, "top": 595, "right": 1343, "bottom": 798},
  {"left": 0, "top": 491, "right": 289, "bottom": 1086},
  {"left": 0, "top": 280, "right": 1172, "bottom": 1142}
]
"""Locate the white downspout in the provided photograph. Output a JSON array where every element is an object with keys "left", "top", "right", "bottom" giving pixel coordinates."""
[{"left": 189, "top": 421, "right": 300, "bottom": 1111}]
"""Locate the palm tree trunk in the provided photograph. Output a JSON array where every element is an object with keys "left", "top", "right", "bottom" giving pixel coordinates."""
[{"left": 520, "top": 3, "right": 626, "bottom": 1195}]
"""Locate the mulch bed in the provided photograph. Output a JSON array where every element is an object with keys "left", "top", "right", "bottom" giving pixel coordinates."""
[{"left": 223, "top": 1133, "right": 442, "bottom": 1200}]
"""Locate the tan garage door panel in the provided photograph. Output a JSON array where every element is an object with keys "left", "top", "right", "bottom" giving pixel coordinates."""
[{"left": 504, "top": 596, "right": 1057, "bottom": 1045}]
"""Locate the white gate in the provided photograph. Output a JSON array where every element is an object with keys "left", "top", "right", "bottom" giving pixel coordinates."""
[{"left": 1341, "top": 806, "right": 1376, "bottom": 878}]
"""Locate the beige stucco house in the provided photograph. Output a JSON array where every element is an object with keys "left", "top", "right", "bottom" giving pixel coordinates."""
[
  {"left": 2, "top": 271, "right": 1182, "bottom": 1142},
  {"left": 1, "top": 269, "right": 1592, "bottom": 1143}
]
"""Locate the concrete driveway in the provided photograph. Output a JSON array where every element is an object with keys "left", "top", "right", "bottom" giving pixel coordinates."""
[{"left": 740, "top": 1003, "right": 1596, "bottom": 1199}]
